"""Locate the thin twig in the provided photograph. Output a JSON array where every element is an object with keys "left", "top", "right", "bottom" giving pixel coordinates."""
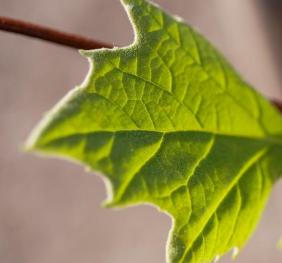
[
  {"left": 0, "top": 16, "right": 112, "bottom": 50},
  {"left": 272, "top": 100, "right": 282, "bottom": 112},
  {"left": 0, "top": 15, "right": 281, "bottom": 112}
]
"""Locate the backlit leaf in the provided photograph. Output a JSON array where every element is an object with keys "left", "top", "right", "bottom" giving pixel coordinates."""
[{"left": 26, "top": 0, "right": 282, "bottom": 262}]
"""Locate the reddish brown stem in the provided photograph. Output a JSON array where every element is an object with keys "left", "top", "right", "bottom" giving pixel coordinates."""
[
  {"left": 272, "top": 99, "right": 282, "bottom": 112},
  {"left": 0, "top": 16, "right": 112, "bottom": 50},
  {"left": 0, "top": 15, "right": 281, "bottom": 112}
]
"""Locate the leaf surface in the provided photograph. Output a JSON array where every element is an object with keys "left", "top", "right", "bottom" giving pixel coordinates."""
[{"left": 26, "top": 0, "right": 282, "bottom": 262}]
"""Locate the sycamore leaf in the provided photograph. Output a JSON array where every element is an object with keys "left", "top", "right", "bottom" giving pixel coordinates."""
[{"left": 26, "top": 0, "right": 282, "bottom": 262}]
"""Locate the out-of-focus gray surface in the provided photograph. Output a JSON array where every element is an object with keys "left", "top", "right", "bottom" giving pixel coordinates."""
[{"left": 0, "top": 0, "right": 281, "bottom": 262}]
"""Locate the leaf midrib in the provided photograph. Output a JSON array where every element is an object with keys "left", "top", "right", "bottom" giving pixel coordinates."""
[{"left": 40, "top": 129, "right": 282, "bottom": 148}]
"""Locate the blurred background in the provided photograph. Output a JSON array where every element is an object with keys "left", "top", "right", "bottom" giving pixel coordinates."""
[{"left": 0, "top": 0, "right": 281, "bottom": 262}]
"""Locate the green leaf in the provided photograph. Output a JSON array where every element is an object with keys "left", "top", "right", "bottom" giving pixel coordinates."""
[
  {"left": 279, "top": 238, "right": 282, "bottom": 251},
  {"left": 26, "top": 0, "right": 282, "bottom": 262}
]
